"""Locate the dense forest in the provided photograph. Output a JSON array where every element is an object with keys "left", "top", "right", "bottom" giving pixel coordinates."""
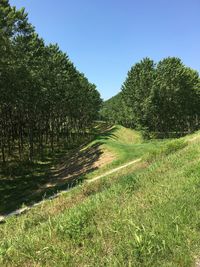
[
  {"left": 101, "top": 57, "right": 200, "bottom": 137},
  {"left": 0, "top": 0, "right": 102, "bottom": 164}
]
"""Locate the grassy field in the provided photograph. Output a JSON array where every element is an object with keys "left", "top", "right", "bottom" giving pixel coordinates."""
[{"left": 1, "top": 126, "right": 200, "bottom": 266}]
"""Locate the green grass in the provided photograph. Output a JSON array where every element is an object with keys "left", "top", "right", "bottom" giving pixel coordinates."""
[
  {"left": 1, "top": 128, "right": 200, "bottom": 266},
  {"left": 0, "top": 123, "right": 165, "bottom": 215},
  {"left": 85, "top": 124, "right": 170, "bottom": 178},
  {"left": 0, "top": 144, "right": 82, "bottom": 215}
]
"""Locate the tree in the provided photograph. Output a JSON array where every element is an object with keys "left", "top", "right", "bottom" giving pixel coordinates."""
[
  {"left": 121, "top": 58, "right": 155, "bottom": 130},
  {"left": 106, "top": 57, "right": 200, "bottom": 138},
  {"left": 100, "top": 92, "right": 134, "bottom": 127},
  {"left": 149, "top": 57, "right": 200, "bottom": 135},
  {"left": 0, "top": 1, "right": 102, "bottom": 164}
]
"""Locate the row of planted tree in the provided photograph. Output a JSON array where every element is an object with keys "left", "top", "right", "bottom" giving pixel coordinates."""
[
  {"left": 0, "top": 1, "right": 102, "bottom": 164},
  {"left": 101, "top": 57, "right": 200, "bottom": 137}
]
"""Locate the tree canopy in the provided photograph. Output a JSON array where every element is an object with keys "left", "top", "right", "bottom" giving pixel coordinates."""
[
  {"left": 101, "top": 57, "right": 200, "bottom": 138},
  {"left": 0, "top": 1, "right": 102, "bottom": 163}
]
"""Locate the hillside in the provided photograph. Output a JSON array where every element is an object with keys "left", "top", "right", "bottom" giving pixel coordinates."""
[
  {"left": 1, "top": 126, "right": 200, "bottom": 266},
  {"left": 0, "top": 123, "right": 169, "bottom": 216}
]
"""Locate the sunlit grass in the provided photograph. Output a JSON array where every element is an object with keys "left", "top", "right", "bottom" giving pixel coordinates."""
[{"left": 1, "top": 131, "right": 200, "bottom": 266}]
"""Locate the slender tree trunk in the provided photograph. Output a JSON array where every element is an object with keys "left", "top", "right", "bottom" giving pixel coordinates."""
[{"left": 29, "top": 120, "right": 34, "bottom": 161}]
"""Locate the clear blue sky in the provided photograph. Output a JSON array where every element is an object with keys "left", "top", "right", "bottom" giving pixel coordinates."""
[{"left": 10, "top": 0, "right": 200, "bottom": 100}]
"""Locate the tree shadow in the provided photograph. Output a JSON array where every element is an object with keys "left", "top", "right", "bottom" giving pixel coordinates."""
[
  {"left": 93, "top": 124, "right": 119, "bottom": 142},
  {"left": 31, "top": 142, "right": 104, "bottom": 200},
  {"left": 0, "top": 124, "right": 117, "bottom": 216}
]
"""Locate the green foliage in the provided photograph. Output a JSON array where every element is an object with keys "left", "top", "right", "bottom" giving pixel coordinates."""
[
  {"left": 149, "top": 57, "right": 200, "bottom": 134},
  {"left": 100, "top": 92, "right": 134, "bottom": 127},
  {"left": 0, "top": 1, "right": 102, "bottom": 164},
  {"left": 122, "top": 57, "right": 155, "bottom": 129},
  {"left": 103, "top": 57, "right": 200, "bottom": 138}
]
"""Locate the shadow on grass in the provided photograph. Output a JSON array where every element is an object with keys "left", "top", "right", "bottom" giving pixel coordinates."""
[
  {"left": 0, "top": 124, "right": 117, "bottom": 216},
  {"left": 93, "top": 124, "right": 119, "bottom": 142}
]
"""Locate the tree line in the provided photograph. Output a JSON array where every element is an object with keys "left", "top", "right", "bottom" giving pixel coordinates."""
[
  {"left": 101, "top": 57, "right": 200, "bottom": 138},
  {"left": 0, "top": 0, "right": 102, "bottom": 164}
]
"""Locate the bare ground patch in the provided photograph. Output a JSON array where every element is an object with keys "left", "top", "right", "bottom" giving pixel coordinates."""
[{"left": 37, "top": 144, "right": 115, "bottom": 191}]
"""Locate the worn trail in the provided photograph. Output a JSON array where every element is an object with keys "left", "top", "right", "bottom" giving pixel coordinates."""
[{"left": 0, "top": 158, "right": 141, "bottom": 223}]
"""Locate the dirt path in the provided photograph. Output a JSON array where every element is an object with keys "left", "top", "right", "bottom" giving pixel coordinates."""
[
  {"left": 87, "top": 158, "right": 141, "bottom": 183},
  {"left": 0, "top": 158, "right": 141, "bottom": 223}
]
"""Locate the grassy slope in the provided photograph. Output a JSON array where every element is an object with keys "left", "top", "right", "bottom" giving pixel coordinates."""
[
  {"left": 1, "top": 128, "right": 200, "bottom": 266},
  {"left": 85, "top": 124, "right": 168, "bottom": 178},
  {"left": 0, "top": 124, "right": 141, "bottom": 214},
  {"left": 0, "top": 123, "right": 162, "bottom": 214}
]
